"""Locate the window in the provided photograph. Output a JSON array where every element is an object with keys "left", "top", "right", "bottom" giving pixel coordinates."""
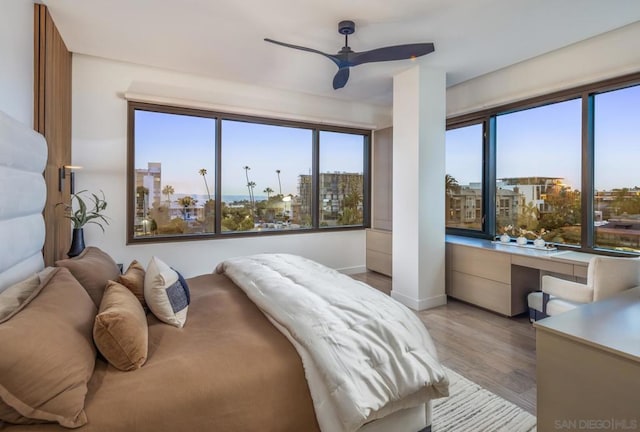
[
  {"left": 133, "top": 110, "right": 216, "bottom": 238},
  {"left": 446, "top": 72, "right": 640, "bottom": 255},
  {"left": 496, "top": 99, "right": 582, "bottom": 245},
  {"left": 128, "top": 102, "right": 370, "bottom": 243},
  {"left": 445, "top": 123, "right": 483, "bottom": 230},
  {"left": 318, "top": 131, "right": 366, "bottom": 227},
  {"left": 594, "top": 84, "right": 640, "bottom": 253},
  {"left": 221, "top": 120, "right": 312, "bottom": 232}
]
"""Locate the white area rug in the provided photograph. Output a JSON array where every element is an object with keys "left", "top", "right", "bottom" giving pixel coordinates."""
[{"left": 432, "top": 367, "right": 537, "bottom": 432}]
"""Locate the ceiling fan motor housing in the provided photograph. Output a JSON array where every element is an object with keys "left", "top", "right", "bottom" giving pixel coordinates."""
[{"left": 338, "top": 20, "right": 355, "bottom": 35}]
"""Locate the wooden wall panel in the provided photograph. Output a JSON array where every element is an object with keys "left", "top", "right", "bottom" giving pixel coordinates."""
[{"left": 34, "top": 4, "right": 72, "bottom": 266}]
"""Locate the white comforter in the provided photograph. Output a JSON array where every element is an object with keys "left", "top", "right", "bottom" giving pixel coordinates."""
[{"left": 215, "top": 254, "right": 449, "bottom": 432}]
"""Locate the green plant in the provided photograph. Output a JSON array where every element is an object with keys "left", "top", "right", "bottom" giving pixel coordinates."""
[{"left": 59, "top": 190, "right": 110, "bottom": 231}]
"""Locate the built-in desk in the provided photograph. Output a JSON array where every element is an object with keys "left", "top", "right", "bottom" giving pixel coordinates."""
[
  {"left": 446, "top": 235, "right": 597, "bottom": 316},
  {"left": 535, "top": 288, "right": 640, "bottom": 430}
]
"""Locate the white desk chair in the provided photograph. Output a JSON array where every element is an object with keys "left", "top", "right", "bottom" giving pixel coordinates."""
[{"left": 528, "top": 255, "right": 640, "bottom": 321}]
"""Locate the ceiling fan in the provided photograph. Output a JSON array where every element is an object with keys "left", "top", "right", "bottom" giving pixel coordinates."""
[{"left": 264, "top": 20, "right": 435, "bottom": 90}]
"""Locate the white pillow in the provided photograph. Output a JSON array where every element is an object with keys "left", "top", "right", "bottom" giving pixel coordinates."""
[{"left": 144, "top": 257, "right": 190, "bottom": 328}]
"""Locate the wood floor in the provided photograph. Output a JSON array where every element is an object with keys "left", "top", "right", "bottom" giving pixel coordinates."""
[{"left": 351, "top": 271, "right": 537, "bottom": 415}]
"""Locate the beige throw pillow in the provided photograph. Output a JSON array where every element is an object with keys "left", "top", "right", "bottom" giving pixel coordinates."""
[
  {"left": 94, "top": 280, "right": 148, "bottom": 371},
  {"left": 117, "top": 260, "right": 146, "bottom": 309},
  {"left": 144, "top": 257, "right": 190, "bottom": 328},
  {"left": 0, "top": 267, "right": 97, "bottom": 428},
  {"left": 0, "top": 268, "right": 56, "bottom": 321},
  {"left": 56, "top": 247, "right": 121, "bottom": 307}
]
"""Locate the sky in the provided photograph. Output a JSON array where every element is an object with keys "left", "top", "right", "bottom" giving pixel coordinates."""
[
  {"left": 446, "top": 84, "right": 640, "bottom": 191},
  {"left": 135, "top": 83, "right": 638, "bottom": 199},
  {"left": 134, "top": 111, "right": 365, "bottom": 198}
]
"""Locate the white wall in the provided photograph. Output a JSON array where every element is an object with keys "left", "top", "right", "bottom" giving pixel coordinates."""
[
  {"left": 447, "top": 21, "right": 640, "bottom": 117},
  {"left": 0, "top": 0, "right": 33, "bottom": 126},
  {"left": 72, "top": 54, "right": 388, "bottom": 276}
]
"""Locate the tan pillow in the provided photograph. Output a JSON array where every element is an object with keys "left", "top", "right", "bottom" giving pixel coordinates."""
[
  {"left": 56, "top": 246, "right": 121, "bottom": 307},
  {"left": 0, "top": 268, "right": 56, "bottom": 321},
  {"left": 94, "top": 281, "right": 148, "bottom": 371},
  {"left": 0, "top": 267, "right": 97, "bottom": 428},
  {"left": 117, "top": 260, "right": 146, "bottom": 309}
]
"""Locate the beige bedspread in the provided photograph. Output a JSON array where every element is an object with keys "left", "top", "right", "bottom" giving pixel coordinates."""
[{"left": 3, "top": 273, "right": 320, "bottom": 432}]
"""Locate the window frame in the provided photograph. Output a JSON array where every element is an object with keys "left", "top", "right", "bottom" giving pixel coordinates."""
[
  {"left": 445, "top": 116, "right": 491, "bottom": 238},
  {"left": 445, "top": 71, "right": 640, "bottom": 256},
  {"left": 127, "top": 101, "right": 371, "bottom": 244}
]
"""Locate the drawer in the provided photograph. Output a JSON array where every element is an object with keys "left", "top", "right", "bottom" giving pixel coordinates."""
[
  {"left": 448, "top": 271, "right": 511, "bottom": 315},
  {"left": 449, "top": 245, "right": 510, "bottom": 284},
  {"left": 512, "top": 255, "right": 573, "bottom": 276},
  {"left": 366, "top": 249, "right": 392, "bottom": 276},
  {"left": 366, "top": 229, "right": 392, "bottom": 254},
  {"left": 573, "top": 264, "right": 588, "bottom": 279}
]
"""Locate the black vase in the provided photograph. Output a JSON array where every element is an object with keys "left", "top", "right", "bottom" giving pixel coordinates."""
[{"left": 68, "top": 228, "right": 86, "bottom": 258}]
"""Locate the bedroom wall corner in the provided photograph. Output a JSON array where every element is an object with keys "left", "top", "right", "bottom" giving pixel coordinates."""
[{"left": 0, "top": 0, "right": 33, "bottom": 126}]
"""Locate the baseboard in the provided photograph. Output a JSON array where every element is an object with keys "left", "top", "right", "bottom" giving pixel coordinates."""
[
  {"left": 391, "top": 291, "right": 447, "bottom": 311},
  {"left": 338, "top": 265, "right": 367, "bottom": 275}
]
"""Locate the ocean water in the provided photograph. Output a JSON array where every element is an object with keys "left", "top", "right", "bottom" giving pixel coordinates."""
[{"left": 172, "top": 194, "right": 267, "bottom": 203}]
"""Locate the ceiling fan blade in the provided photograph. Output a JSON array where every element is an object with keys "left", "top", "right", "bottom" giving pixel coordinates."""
[
  {"left": 349, "top": 43, "right": 435, "bottom": 66},
  {"left": 333, "top": 68, "right": 350, "bottom": 89},
  {"left": 264, "top": 38, "right": 341, "bottom": 67}
]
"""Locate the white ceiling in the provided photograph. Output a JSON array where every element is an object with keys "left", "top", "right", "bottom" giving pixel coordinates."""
[{"left": 43, "top": 0, "right": 640, "bottom": 106}]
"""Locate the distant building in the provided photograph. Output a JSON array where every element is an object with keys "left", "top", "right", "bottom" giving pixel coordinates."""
[
  {"left": 298, "top": 172, "right": 363, "bottom": 225},
  {"left": 447, "top": 177, "right": 569, "bottom": 228},
  {"left": 134, "top": 162, "right": 162, "bottom": 226},
  {"left": 498, "top": 177, "right": 568, "bottom": 213},
  {"left": 135, "top": 162, "right": 162, "bottom": 213}
]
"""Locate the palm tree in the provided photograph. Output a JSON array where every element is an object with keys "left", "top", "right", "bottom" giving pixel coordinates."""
[
  {"left": 445, "top": 174, "right": 461, "bottom": 195},
  {"left": 162, "top": 185, "right": 174, "bottom": 205},
  {"left": 445, "top": 174, "right": 460, "bottom": 224},
  {"left": 247, "top": 181, "right": 256, "bottom": 215},
  {"left": 276, "top": 169, "right": 282, "bottom": 195},
  {"left": 198, "top": 168, "right": 212, "bottom": 201},
  {"left": 264, "top": 187, "right": 274, "bottom": 199},
  {"left": 243, "top": 165, "right": 252, "bottom": 200},
  {"left": 243, "top": 166, "right": 256, "bottom": 215}
]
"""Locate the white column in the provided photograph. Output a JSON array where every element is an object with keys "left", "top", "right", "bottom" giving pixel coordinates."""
[{"left": 391, "top": 65, "right": 446, "bottom": 311}]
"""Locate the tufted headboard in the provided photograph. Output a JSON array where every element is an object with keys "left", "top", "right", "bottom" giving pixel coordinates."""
[{"left": 0, "top": 110, "right": 48, "bottom": 293}]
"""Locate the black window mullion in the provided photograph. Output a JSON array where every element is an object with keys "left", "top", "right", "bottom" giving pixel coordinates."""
[
  {"left": 215, "top": 118, "right": 222, "bottom": 234},
  {"left": 312, "top": 129, "right": 320, "bottom": 228},
  {"left": 362, "top": 133, "right": 372, "bottom": 228},
  {"left": 486, "top": 116, "right": 497, "bottom": 238},
  {"left": 582, "top": 93, "right": 595, "bottom": 249}
]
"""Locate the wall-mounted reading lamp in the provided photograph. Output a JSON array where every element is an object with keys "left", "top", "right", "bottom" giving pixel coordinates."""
[{"left": 58, "top": 165, "right": 82, "bottom": 195}]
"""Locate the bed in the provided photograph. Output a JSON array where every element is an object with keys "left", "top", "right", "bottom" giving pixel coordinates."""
[{"left": 0, "top": 109, "right": 448, "bottom": 432}]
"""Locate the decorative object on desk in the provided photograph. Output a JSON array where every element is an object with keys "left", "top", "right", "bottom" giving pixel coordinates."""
[
  {"left": 58, "top": 190, "right": 109, "bottom": 257},
  {"left": 533, "top": 228, "right": 547, "bottom": 248},
  {"left": 516, "top": 227, "right": 529, "bottom": 245},
  {"left": 498, "top": 225, "right": 514, "bottom": 243}
]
